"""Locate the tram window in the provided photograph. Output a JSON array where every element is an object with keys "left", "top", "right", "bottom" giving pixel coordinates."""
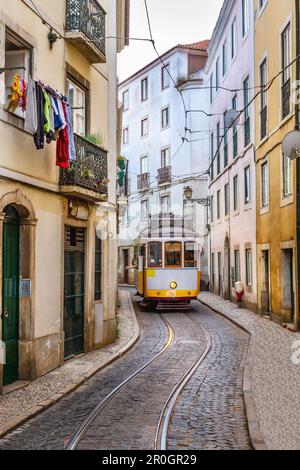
[
  {"left": 184, "top": 242, "right": 198, "bottom": 268},
  {"left": 148, "top": 242, "right": 162, "bottom": 267},
  {"left": 165, "top": 242, "right": 182, "bottom": 268}
]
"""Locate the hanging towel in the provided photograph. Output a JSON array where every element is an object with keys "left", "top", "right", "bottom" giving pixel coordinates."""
[
  {"left": 24, "top": 77, "right": 38, "bottom": 134},
  {"left": 33, "top": 82, "right": 45, "bottom": 150},
  {"left": 66, "top": 104, "right": 76, "bottom": 162},
  {"left": 56, "top": 102, "right": 70, "bottom": 169}
]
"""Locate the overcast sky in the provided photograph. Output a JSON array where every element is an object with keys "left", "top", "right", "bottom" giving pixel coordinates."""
[{"left": 118, "top": 0, "right": 224, "bottom": 81}]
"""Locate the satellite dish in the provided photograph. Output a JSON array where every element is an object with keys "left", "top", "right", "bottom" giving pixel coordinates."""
[
  {"left": 282, "top": 130, "right": 300, "bottom": 160},
  {"left": 224, "top": 109, "right": 240, "bottom": 129}
]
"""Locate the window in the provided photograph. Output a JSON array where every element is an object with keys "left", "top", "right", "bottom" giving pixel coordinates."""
[
  {"left": 217, "top": 122, "right": 221, "bottom": 174},
  {"left": 245, "top": 249, "right": 252, "bottom": 286},
  {"left": 184, "top": 242, "right": 197, "bottom": 268},
  {"left": 244, "top": 165, "right": 251, "bottom": 204},
  {"left": 216, "top": 58, "right": 219, "bottom": 91},
  {"left": 4, "top": 30, "right": 32, "bottom": 119},
  {"left": 244, "top": 76, "right": 250, "bottom": 146},
  {"left": 234, "top": 250, "right": 241, "bottom": 282},
  {"left": 242, "top": 0, "right": 249, "bottom": 37},
  {"left": 162, "top": 107, "right": 169, "bottom": 128},
  {"left": 210, "top": 131, "right": 214, "bottom": 180},
  {"left": 217, "top": 190, "right": 221, "bottom": 219},
  {"left": 141, "top": 77, "right": 148, "bottom": 102},
  {"left": 122, "top": 89, "right": 129, "bottom": 110},
  {"left": 281, "top": 23, "right": 291, "bottom": 119},
  {"left": 282, "top": 153, "right": 293, "bottom": 197},
  {"left": 224, "top": 110, "right": 228, "bottom": 167},
  {"left": 224, "top": 183, "right": 229, "bottom": 216},
  {"left": 210, "top": 73, "right": 214, "bottom": 104},
  {"left": 122, "top": 127, "right": 129, "bottom": 145},
  {"left": 231, "top": 18, "right": 237, "bottom": 59},
  {"left": 222, "top": 41, "right": 227, "bottom": 76},
  {"left": 94, "top": 233, "right": 102, "bottom": 301},
  {"left": 141, "top": 200, "right": 149, "bottom": 220},
  {"left": 140, "top": 155, "right": 148, "bottom": 174},
  {"left": 211, "top": 253, "right": 215, "bottom": 292},
  {"left": 148, "top": 242, "right": 162, "bottom": 268},
  {"left": 161, "top": 147, "right": 171, "bottom": 168},
  {"left": 160, "top": 195, "right": 170, "bottom": 213},
  {"left": 260, "top": 59, "right": 268, "bottom": 139},
  {"left": 211, "top": 195, "right": 214, "bottom": 222},
  {"left": 261, "top": 161, "right": 269, "bottom": 207},
  {"left": 165, "top": 242, "right": 182, "bottom": 268},
  {"left": 233, "top": 175, "right": 239, "bottom": 211},
  {"left": 162, "top": 64, "right": 170, "bottom": 89},
  {"left": 67, "top": 78, "right": 87, "bottom": 136},
  {"left": 141, "top": 117, "right": 149, "bottom": 137},
  {"left": 232, "top": 94, "right": 238, "bottom": 157}
]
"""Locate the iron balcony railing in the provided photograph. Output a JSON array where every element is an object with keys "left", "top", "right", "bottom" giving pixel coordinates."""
[
  {"left": 66, "top": 0, "right": 106, "bottom": 56},
  {"left": 157, "top": 166, "right": 171, "bottom": 185},
  {"left": 60, "top": 134, "right": 108, "bottom": 195},
  {"left": 282, "top": 78, "right": 291, "bottom": 120},
  {"left": 260, "top": 106, "right": 267, "bottom": 140},
  {"left": 137, "top": 173, "right": 150, "bottom": 191}
]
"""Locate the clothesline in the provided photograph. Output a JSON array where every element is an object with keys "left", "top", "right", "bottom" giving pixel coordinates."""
[{"left": 6, "top": 73, "right": 76, "bottom": 169}]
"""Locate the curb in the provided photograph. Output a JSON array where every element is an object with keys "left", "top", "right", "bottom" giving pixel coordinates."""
[
  {"left": 0, "top": 291, "right": 140, "bottom": 440},
  {"left": 199, "top": 297, "right": 268, "bottom": 451}
]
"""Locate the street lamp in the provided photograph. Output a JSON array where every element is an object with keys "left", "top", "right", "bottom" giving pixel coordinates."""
[{"left": 183, "top": 186, "right": 210, "bottom": 206}]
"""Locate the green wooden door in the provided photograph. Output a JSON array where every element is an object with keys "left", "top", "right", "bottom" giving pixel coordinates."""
[
  {"left": 64, "top": 227, "right": 85, "bottom": 360},
  {"left": 2, "top": 206, "right": 20, "bottom": 386}
]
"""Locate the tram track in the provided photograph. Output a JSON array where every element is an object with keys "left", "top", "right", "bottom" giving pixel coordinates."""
[
  {"left": 65, "top": 307, "right": 212, "bottom": 451},
  {"left": 65, "top": 313, "right": 175, "bottom": 450}
]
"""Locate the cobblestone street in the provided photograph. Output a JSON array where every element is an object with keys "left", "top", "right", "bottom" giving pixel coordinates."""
[{"left": 0, "top": 295, "right": 251, "bottom": 451}]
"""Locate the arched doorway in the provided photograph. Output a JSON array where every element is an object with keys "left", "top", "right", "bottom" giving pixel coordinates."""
[
  {"left": 224, "top": 236, "right": 231, "bottom": 300},
  {"left": 2, "top": 205, "right": 20, "bottom": 385}
]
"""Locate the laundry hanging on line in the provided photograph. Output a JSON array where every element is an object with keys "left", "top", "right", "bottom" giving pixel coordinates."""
[{"left": 9, "top": 74, "right": 76, "bottom": 169}]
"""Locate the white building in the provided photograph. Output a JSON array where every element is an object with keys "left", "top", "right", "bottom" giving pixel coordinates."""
[
  {"left": 118, "top": 41, "right": 211, "bottom": 287},
  {"left": 206, "top": 0, "right": 257, "bottom": 311}
]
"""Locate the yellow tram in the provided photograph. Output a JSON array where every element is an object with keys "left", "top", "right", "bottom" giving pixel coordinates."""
[{"left": 134, "top": 215, "right": 201, "bottom": 311}]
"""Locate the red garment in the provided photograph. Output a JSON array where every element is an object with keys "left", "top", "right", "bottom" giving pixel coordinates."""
[{"left": 56, "top": 102, "right": 70, "bottom": 169}]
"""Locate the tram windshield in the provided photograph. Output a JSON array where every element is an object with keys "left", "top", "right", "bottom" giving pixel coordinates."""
[
  {"left": 184, "top": 242, "right": 198, "bottom": 268},
  {"left": 147, "top": 242, "right": 162, "bottom": 267},
  {"left": 165, "top": 242, "right": 182, "bottom": 268}
]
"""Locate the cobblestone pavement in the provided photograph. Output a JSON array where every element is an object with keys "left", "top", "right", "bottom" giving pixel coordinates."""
[
  {"left": 0, "top": 290, "right": 137, "bottom": 437},
  {"left": 168, "top": 303, "right": 251, "bottom": 450},
  {"left": 200, "top": 292, "right": 300, "bottom": 450},
  {"left": 0, "top": 296, "right": 251, "bottom": 450}
]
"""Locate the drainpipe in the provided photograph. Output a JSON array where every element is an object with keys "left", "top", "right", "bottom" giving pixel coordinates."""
[{"left": 295, "top": 0, "right": 300, "bottom": 329}]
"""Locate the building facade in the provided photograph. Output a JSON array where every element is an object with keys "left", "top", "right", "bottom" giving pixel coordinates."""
[
  {"left": 0, "top": 0, "right": 129, "bottom": 391},
  {"left": 254, "top": 0, "right": 299, "bottom": 329},
  {"left": 118, "top": 41, "right": 210, "bottom": 287},
  {"left": 207, "top": 0, "right": 257, "bottom": 311}
]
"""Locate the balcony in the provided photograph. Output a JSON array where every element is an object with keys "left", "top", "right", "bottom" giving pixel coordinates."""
[
  {"left": 158, "top": 166, "right": 171, "bottom": 185},
  {"left": 60, "top": 134, "right": 108, "bottom": 202},
  {"left": 137, "top": 173, "right": 150, "bottom": 191},
  {"left": 65, "top": 0, "right": 106, "bottom": 64}
]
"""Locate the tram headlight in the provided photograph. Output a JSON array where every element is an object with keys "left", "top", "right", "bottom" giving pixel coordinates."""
[{"left": 170, "top": 281, "right": 177, "bottom": 290}]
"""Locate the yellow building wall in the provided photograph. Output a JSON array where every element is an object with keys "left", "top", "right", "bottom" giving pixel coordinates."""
[{"left": 255, "top": 0, "right": 297, "bottom": 324}]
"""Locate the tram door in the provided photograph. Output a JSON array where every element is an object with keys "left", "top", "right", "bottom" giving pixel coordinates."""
[{"left": 64, "top": 227, "right": 85, "bottom": 360}]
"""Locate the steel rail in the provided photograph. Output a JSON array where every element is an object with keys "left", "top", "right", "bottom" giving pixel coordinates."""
[
  {"left": 65, "top": 314, "right": 174, "bottom": 450},
  {"left": 154, "top": 314, "right": 212, "bottom": 450}
]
